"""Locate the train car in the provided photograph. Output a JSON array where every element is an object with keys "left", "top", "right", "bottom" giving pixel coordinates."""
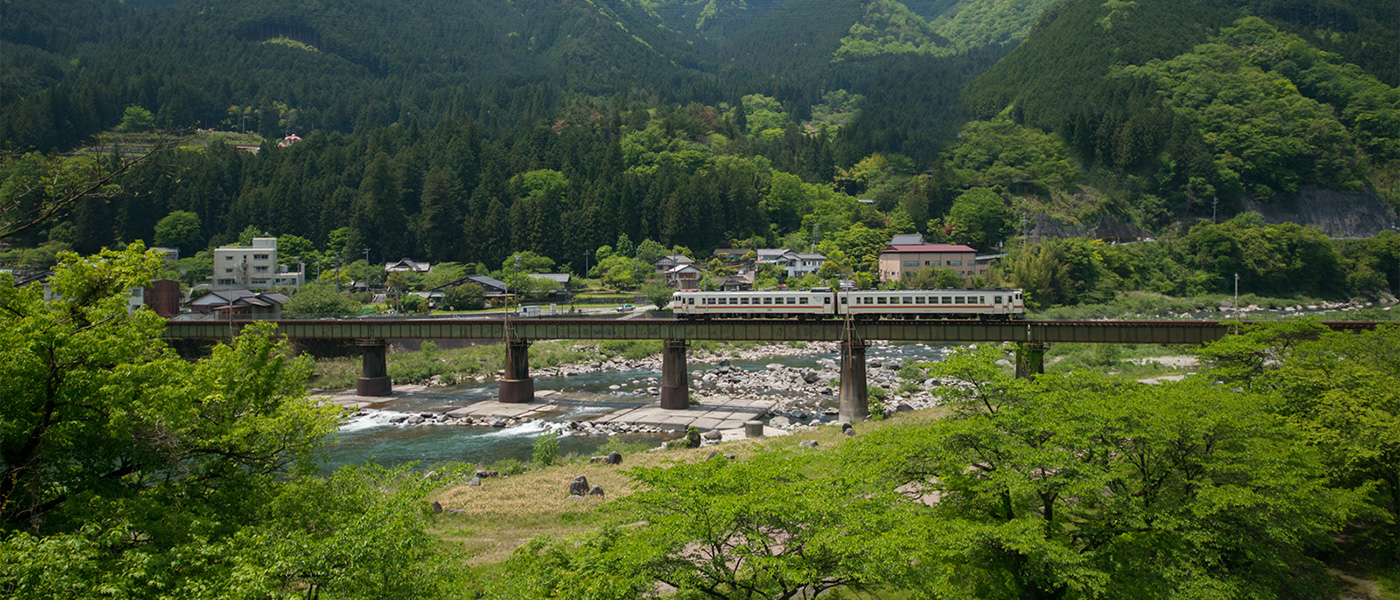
[
  {"left": 672, "top": 290, "right": 833, "bottom": 320},
  {"left": 838, "top": 289, "right": 1023, "bottom": 320}
]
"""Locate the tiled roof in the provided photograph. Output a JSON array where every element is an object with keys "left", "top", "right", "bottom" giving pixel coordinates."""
[{"left": 883, "top": 244, "right": 977, "bottom": 253}]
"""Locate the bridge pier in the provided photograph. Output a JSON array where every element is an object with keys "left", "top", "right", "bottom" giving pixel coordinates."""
[
  {"left": 499, "top": 339, "right": 535, "bottom": 403},
  {"left": 1015, "top": 342, "right": 1047, "bottom": 379},
  {"left": 356, "top": 339, "right": 392, "bottom": 396},
  {"left": 839, "top": 339, "right": 869, "bottom": 422},
  {"left": 660, "top": 339, "right": 690, "bottom": 410}
]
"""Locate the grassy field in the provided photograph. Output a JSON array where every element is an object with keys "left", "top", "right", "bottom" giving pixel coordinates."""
[{"left": 426, "top": 406, "right": 953, "bottom": 567}]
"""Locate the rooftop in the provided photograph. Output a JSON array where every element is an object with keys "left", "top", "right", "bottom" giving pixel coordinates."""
[{"left": 883, "top": 244, "right": 978, "bottom": 254}]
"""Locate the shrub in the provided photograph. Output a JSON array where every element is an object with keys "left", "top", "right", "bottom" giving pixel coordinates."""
[
  {"left": 492, "top": 458, "right": 526, "bottom": 476},
  {"left": 532, "top": 432, "right": 560, "bottom": 467}
]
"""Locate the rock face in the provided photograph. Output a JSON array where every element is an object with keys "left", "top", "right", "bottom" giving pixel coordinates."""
[
  {"left": 1243, "top": 187, "right": 1397, "bottom": 238},
  {"left": 569, "top": 476, "right": 590, "bottom": 496}
]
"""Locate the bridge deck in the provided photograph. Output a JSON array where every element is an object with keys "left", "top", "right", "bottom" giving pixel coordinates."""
[{"left": 163, "top": 318, "right": 1381, "bottom": 345}]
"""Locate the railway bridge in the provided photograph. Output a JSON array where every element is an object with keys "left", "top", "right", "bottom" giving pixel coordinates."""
[{"left": 164, "top": 317, "right": 1377, "bottom": 422}]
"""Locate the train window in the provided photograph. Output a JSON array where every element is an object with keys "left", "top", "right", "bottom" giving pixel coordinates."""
[
  {"left": 840, "top": 297, "right": 848, "bottom": 305},
  {"left": 955, "top": 296, "right": 965, "bottom": 304},
  {"left": 903, "top": 296, "right": 913, "bottom": 305},
  {"left": 915, "top": 297, "right": 925, "bottom": 304},
  {"left": 941, "top": 296, "right": 950, "bottom": 304},
  {"left": 995, "top": 295, "right": 1003, "bottom": 304},
  {"left": 824, "top": 297, "right": 831, "bottom": 305},
  {"left": 785, "top": 297, "right": 793, "bottom": 305},
  {"left": 688, "top": 298, "right": 695, "bottom": 305},
  {"left": 741, "top": 298, "right": 750, "bottom": 305},
  {"left": 877, "top": 297, "right": 887, "bottom": 305},
  {"left": 762, "top": 297, "right": 771, "bottom": 305}
]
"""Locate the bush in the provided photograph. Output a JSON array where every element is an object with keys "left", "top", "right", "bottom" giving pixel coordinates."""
[
  {"left": 532, "top": 432, "right": 560, "bottom": 467},
  {"left": 492, "top": 458, "right": 526, "bottom": 476},
  {"left": 870, "top": 400, "right": 887, "bottom": 421}
]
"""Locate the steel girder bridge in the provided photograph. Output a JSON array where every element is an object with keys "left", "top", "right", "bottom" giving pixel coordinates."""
[{"left": 165, "top": 318, "right": 1379, "bottom": 422}]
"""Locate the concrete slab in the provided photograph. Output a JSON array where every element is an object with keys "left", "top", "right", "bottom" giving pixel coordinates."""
[{"left": 691, "top": 418, "right": 723, "bottom": 430}]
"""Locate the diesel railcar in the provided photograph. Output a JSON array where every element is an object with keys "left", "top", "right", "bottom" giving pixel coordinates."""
[{"left": 671, "top": 288, "right": 1024, "bottom": 320}]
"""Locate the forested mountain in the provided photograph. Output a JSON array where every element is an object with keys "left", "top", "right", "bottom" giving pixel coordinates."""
[{"left": 1, "top": 0, "right": 1397, "bottom": 297}]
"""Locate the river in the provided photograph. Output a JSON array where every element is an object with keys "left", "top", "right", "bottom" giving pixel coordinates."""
[{"left": 322, "top": 342, "right": 953, "bottom": 471}]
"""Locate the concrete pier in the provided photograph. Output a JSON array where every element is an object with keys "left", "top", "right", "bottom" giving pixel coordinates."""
[
  {"left": 838, "top": 338, "right": 868, "bottom": 422},
  {"left": 1015, "top": 342, "right": 1047, "bottom": 379},
  {"left": 356, "top": 339, "right": 392, "bottom": 397},
  {"left": 499, "top": 339, "right": 535, "bottom": 403},
  {"left": 660, "top": 339, "right": 690, "bottom": 410}
]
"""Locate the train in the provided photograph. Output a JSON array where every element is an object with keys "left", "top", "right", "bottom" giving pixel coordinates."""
[{"left": 671, "top": 288, "right": 1025, "bottom": 320}]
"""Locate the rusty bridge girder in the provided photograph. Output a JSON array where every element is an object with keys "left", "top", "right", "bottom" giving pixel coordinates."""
[{"left": 163, "top": 318, "right": 1374, "bottom": 345}]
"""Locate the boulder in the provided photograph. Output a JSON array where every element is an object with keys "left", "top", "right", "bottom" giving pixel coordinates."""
[
  {"left": 407, "top": 415, "right": 425, "bottom": 425},
  {"left": 389, "top": 414, "right": 409, "bottom": 424},
  {"left": 588, "top": 485, "right": 605, "bottom": 496},
  {"left": 768, "top": 416, "right": 791, "bottom": 428},
  {"left": 724, "top": 454, "right": 736, "bottom": 460},
  {"left": 896, "top": 403, "right": 914, "bottom": 413},
  {"left": 706, "top": 450, "right": 720, "bottom": 461},
  {"left": 798, "top": 440, "right": 820, "bottom": 448},
  {"left": 803, "top": 371, "right": 821, "bottom": 384},
  {"left": 702, "top": 430, "right": 723, "bottom": 441},
  {"left": 606, "top": 451, "right": 623, "bottom": 465},
  {"left": 475, "top": 470, "right": 499, "bottom": 479},
  {"left": 444, "top": 508, "right": 466, "bottom": 514},
  {"left": 431, "top": 501, "right": 443, "bottom": 514},
  {"left": 766, "top": 363, "right": 783, "bottom": 371},
  {"left": 589, "top": 455, "right": 609, "bottom": 464},
  {"left": 467, "top": 477, "right": 482, "bottom": 487}
]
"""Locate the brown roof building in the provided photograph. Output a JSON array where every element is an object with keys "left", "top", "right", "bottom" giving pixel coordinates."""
[{"left": 877, "top": 244, "right": 986, "bottom": 282}]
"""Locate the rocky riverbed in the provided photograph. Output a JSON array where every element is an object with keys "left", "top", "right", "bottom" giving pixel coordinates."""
[{"left": 346, "top": 341, "right": 977, "bottom": 435}]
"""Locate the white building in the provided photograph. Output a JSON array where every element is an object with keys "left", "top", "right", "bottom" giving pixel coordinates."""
[
  {"left": 212, "top": 237, "right": 304, "bottom": 290},
  {"left": 756, "top": 249, "right": 826, "bottom": 279}
]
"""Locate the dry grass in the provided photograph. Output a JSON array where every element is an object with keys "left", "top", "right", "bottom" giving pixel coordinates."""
[{"left": 427, "top": 406, "right": 951, "bottom": 566}]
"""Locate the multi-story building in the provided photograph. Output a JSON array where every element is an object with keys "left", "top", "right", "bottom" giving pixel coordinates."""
[
  {"left": 212, "top": 237, "right": 304, "bottom": 290},
  {"left": 756, "top": 249, "right": 826, "bottom": 279},
  {"left": 877, "top": 243, "right": 986, "bottom": 282}
]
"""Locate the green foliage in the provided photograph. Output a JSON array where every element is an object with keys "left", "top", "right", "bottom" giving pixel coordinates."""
[
  {"left": 284, "top": 283, "right": 360, "bottom": 317},
  {"left": 1199, "top": 321, "right": 1400, "bottom": 557},
  {"left": 932, "top": 0, "right": 1060, "bottom": 51},
  {"left": 618, "top": 450, "right": 921, "bottom": 597},
  {"left": 639, "top": 282, "right": 674, "bottom": 310},
  {"left": 684, "top": 426, "right": 700, "bottom": 449},
  {"left": 0, "top": 246, "right": 466, "bottom": 598},
  {"left": 834, "top": 0, "right": 954, "bottom": 60},
  {"left": 1122, "top": 17, "right": 1371, "bottom": 198},
  {"left": 845, "top": 354, "right": 1356, "bottom": 599},
  {"left": 1179, "top": 213, "right": 1345, "bottom": 295},
  {"left": 444, "top": 282, "right": 486, "bottom": 311},
  {"left": 152, "top": 209, "right": 202, "bottom": 252},
  {"left": 947, "top": 109, "right": 1075, "bottom": 192},
  {"left": 118, "top": 105, "right": 154, "bottom": 132},
  {"left": 947, "top": 187, "right": 1013, "bottom": 251},
  {"left": 532, "top": 432, "right": 560, "bottom": 467}
]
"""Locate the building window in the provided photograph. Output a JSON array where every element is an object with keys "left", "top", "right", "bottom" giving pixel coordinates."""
[
  {"left": 216, "top": 279, "right": 236, "bottom": 285},
  {"left": 253, "top": 253, "right": 270, "bottom": 260},
  {"left": 902, "top": 260, "right": 919, "bottom": 267},
  {"left": 225, "top": 256, "right": 233, "bottom": 261},
  {"left": 225, "top": 268, "right": 233, "bottom": 273},
  {"left": 254, "top": 266, "right": 269, "bottom": 272}
]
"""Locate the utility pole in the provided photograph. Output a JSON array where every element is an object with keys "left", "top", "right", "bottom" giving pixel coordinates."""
[
  {"left": 1213, "top": 197, "right": 1219, "bottom": 224},
  {"left": 1234, "top": 272, "right": 1240, "bottom": 333}
]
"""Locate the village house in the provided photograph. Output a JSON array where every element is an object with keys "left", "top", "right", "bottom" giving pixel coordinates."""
[
  {"left": 212, "top": 237, "right": 304, "bottom": 291},
  {"left": 877, "top": 242, "right": 986, "bottom": 282},
  {"left": 190, "top": 289, "right": 288, "bottom": 319},
  {"left": 384, "top": 258, "right": 432, "bottom": 273},
  {"left": 756, "top": 249, "right": 826, "bottom": 279}
]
